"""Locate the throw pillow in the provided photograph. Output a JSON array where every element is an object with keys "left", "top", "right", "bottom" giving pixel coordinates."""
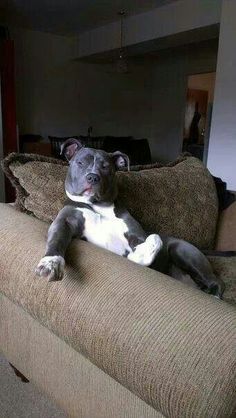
[{"left": 117, "top": 157, "right": 218, "bottom": 249}]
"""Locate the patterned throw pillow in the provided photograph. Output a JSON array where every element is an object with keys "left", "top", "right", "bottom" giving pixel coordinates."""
[{"left": 117, "top": 157, "right": 218, "bottom": 249}]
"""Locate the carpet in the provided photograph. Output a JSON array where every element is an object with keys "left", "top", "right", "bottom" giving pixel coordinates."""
[{"left": 0, "top": 354, "right": 67, "bottom": 418}]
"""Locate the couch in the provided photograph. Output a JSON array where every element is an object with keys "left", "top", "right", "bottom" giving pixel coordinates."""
[{"left": 0, "top": 154, "right": 236, "bottom": 418}]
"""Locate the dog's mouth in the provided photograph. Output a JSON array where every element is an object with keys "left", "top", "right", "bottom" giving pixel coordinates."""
[
  {"left": 82, "top": 184, "right": 102, "bottom": 199},
  {"left": 66, "top": 180, "right": 117, "bottom": 204},
  {"left": 82, "top": 186, "right": 93, "bottom": 196}
]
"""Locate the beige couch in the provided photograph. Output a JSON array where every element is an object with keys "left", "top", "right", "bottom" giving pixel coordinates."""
[{"left": 0, "top": 200, "right": 236, "bottom": 418}]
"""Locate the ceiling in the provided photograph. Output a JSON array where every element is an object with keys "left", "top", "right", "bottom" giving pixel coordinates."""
[{"left": 0, "top": 0, "right": 178, "bottom": 36}]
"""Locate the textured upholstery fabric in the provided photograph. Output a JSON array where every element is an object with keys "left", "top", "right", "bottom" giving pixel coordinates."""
[
  {"left": 117, "top": 157, "right": 218, "bottom": 249},
  {"left": 0, "top": 204, "right": 236, "bottom": 418},
  {"left": 208, "top": 256, "right": 236, "bottom": 306},
  {"left": 2, "top": 153, "right": 218, "bottom": 249},
  {"left": 1, "top": 153, "right": 68, "bottom": 217},
  {"left": 215, "top": 201, "right": 236, "bottom": 251},
  {"left": 0, "top": 293, "right": 162, "bottom": 418}
]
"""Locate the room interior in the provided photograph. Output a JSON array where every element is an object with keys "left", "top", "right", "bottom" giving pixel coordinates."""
[
  {"left": 0, "top": 1, "right": 236, "bottom": 418},
  {"left": 1, "top": 0, "right": 236, "bottom": 202}
]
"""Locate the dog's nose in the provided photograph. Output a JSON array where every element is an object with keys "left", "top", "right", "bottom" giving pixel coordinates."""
[{"left": 86, "top": 173, "right": 100, "bottom": 184}]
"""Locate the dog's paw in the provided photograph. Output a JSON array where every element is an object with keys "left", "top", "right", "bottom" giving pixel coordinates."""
[
  {"left": 35, "top": 256, "right": 65, "bottom": 281},
  {"left": 128, "top": 234, "right": 163, "bottom": 266}
]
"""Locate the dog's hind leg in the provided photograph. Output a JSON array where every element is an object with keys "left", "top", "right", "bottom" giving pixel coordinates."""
[
  {"left": 128, "top": 234, "right": 163, "bottom": 266},
  {"left": 168, "top": 264, "right": 199, "bottom": 289},
  {"left": 167, "top": 238, "right": 225, "bottom": 298}
]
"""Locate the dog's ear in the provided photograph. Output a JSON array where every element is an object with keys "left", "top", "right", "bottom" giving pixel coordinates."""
[
  {"left": 60, "top": 138, "right": 83, "bottom": 162},
  {"left": 112, "top": 151, "right": 130, "bottom": 171}
]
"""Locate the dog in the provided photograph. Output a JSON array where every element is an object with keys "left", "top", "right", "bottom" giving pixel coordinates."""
[{"left": 35, "top": 138, "right": 225, "bottom": 298}]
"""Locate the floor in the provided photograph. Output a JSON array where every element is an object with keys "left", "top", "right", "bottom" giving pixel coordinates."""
[{"left": 0, "top": 354, "right": 67, "bottom": 418}]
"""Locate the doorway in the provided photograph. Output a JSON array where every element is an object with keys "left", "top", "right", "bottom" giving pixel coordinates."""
[{"left": 182, "top": 72, "right": 216, "bottom": 163}]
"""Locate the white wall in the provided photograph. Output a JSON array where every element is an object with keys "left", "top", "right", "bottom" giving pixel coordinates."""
[{"left": 207, "top": 0, "right": 236, "bottom": 190}]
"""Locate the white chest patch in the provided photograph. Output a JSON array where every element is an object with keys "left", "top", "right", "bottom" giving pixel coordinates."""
[
  {"left": 67, "top": 191, "right": 163, "bottom": 265},
  {"left": 77, "top": 204, "right": 131, "bottom": 256}
]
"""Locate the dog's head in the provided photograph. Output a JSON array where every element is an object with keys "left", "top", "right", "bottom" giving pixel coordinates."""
[{"left": 61, "top": 138, "right": 129, "bottom": 204}]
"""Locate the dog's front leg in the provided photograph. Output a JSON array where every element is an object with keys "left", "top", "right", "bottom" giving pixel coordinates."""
[{"left": 35, "top": 206, "right": 84, "bottom": 281}]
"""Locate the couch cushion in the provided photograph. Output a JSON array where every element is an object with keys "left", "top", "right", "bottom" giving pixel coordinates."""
[
  {"left": 208, "top": 256, "right": 236, "bottom": 306},
  {"left": 0, "top": 203, "right": 236, "bottom": 418},
  {"left": 2, "top": 153, "right": 218, "bottom": 249},
  {"left": 215, "top": 201, "right": 236, "bottom": 251}
]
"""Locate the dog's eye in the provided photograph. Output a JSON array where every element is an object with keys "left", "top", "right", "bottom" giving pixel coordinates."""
[
  {"left": 77, "top": 161, "right": 83, "bottom": 166},
  {"left": 102, "top": 163, "right": 109, "bottom": 170}
]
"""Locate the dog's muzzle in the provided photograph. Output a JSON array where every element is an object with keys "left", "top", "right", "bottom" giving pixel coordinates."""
[{"left": 86, "top": 173, "right": 100, "bottom": 185}]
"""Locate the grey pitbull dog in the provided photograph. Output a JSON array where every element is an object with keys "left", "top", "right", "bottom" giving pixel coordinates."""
[{"left": 35, "top": 138, "right": 225, "bottom": 298}]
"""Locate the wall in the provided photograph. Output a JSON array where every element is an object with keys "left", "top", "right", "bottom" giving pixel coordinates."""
[
  {"left": 10, "top": 27, "right": 153, "bottom": 141},
  {"left": 74, "top": 59, "right": 153, "bottom": 139},
  {"left": 78, "top": 0, "right": 222, "bottom": 57},
  {"left": 10, "top": 27, "right": 82, "bottom": 139},
  {"left": 0, "top": 77, "right": 5, "bottom": 202},
  {"left": 207, "top": 0, "right": 236, "bottom": 190},
  {"left": 10, "top": 28, "right": 218, "bottom": 163}
]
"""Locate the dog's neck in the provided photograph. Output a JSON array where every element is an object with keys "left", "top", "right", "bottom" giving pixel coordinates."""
[
  {"left": 66, "top": 190, "right": 116, "bottom": 216},
  {"left": 66, "top": 191, "right": 92, "bottom": 205}
]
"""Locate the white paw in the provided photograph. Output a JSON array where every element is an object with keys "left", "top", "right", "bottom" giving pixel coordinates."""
[
  {"left": 128, "top": 234, "right": 163, "bottom": 266},
  {"left": 35, "top": 256, "right": 65, "bottom": 281}
]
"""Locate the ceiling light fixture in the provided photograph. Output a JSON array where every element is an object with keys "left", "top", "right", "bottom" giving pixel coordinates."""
[{"left": 116, "top": 10, "right": 128, "bottom": 74}]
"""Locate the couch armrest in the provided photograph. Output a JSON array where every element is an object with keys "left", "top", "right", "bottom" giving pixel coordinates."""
[
  {"left": 215, "top": 201, "right": 236, "bottom": 250},
  {"left": 0, "top": 203, "right": 236, "bottom": 418}
]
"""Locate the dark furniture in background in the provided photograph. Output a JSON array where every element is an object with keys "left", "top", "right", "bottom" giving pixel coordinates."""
[
  {"left": 19, "top": 134, "right": 42, "bottom": 152},
  {"left": 19, "top": 134, "right": 51, "bottom": 156},
  {"left": 49, "top": 135, "right": 152, "bottom": 165}
]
